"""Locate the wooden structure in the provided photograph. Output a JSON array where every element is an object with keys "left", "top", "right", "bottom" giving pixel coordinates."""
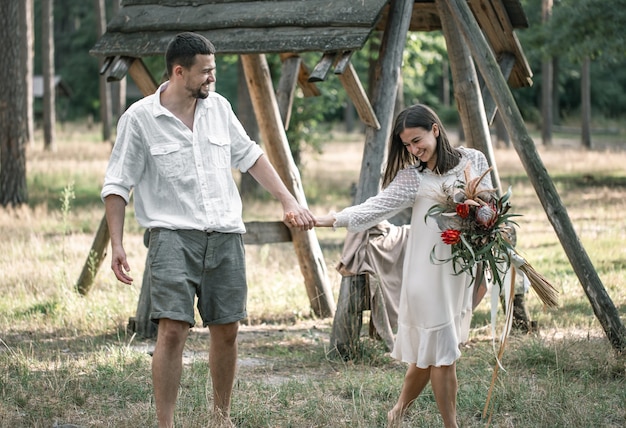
[{"left": 86, "top": 0, "right": 625, "bottom": 353}]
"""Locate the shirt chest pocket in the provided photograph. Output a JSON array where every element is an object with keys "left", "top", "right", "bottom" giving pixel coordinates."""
[
  {"left": 150, "top": 143, "right": 183, "bottom": 179},
  {"left": 207, "top": 135, "right": 230, "bottom": 169}
]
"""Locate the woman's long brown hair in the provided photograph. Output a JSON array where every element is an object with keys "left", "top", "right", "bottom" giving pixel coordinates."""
[{"left": 382, "top": 104, "right": 461, "bottom": 188}]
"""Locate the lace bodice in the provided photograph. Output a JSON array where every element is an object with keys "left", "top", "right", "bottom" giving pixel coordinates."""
[{"left": 334, "top": 148, "right": 491, "bottom": 232}]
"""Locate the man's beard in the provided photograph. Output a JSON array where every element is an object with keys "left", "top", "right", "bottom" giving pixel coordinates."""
[{"left": 188, "top": 83, "right": 209, "bottom": 99}]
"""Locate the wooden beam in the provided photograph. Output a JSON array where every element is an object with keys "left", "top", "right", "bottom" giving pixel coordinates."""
[
  {"left": 333, "top": 51, "right": 353, "bottom": 75},
  {"left": 445, "top": 0, "right": 626, "bottom": 353},
  {"left": 128, "top": 58, "right": 158, "bottom": 96},
  {"left": 308, "top": 52, "right": 337, "bottom": 82},
  {"left": 468, "top": 0, "right": 532, "bottom": 87},
  {"left": 280, "top": 52, "right": 321, "bottom": 98},
  {"left": 337, "top": 63, "right": 380, "bottom": 130},
  {"left": 437, "top": 0, "right": 502, "bottom": 194},
  {"left": 276, "top": 54, "right": 301, "bottom": 130},
  {"left": 241, "top": 53, "right": 336, "bottom": 318},
  {"left": 243, "top": 221, "right": 292, "bottom": 245},
  {"left": 480, "top": 52, "right": 516, "bottom": 124}
]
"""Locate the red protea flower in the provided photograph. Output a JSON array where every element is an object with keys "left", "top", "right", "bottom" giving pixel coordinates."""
[
  {"left": 441, "top": 229, "right": 462, "bottom": 245},
  {"left": 455, "top": 203, "right": 471, "bottom": 219},
  {"left": 476, "top": 203, "right": 498, "bottom": 228}
]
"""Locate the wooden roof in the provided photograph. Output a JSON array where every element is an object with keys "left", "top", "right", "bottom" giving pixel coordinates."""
[{"left": 91, "top": 0, "right": 532, "bottom": 87}]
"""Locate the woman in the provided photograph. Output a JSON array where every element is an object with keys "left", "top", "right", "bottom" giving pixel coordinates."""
[{"left": 315, "top": 104, "right": 492, "bottom": 427}]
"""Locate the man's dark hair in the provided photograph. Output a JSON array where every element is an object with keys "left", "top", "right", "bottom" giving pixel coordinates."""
[{"left": 165, "top": 32, "right": 216, "bottom": 78}]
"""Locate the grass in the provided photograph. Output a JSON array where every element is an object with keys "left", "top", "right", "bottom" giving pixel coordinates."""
[{"left": 0, "top": 122, "right": 625, "bottom": 427}]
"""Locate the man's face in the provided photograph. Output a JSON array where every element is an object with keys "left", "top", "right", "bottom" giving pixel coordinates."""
[{"left": 183, "top": 54, "right": 216, "bottom": 99}]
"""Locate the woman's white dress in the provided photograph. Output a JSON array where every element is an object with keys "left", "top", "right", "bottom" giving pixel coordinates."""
[{"left": 334, "top": 148, "right": 491, "bottom": 368}]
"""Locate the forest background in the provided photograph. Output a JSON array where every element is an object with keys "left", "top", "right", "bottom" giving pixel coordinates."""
[
  {"left": 23, "top": 0, "right": 626, "bottom": 154},
  {"left": 1, "top": 0, "right": 625, "bottom": 426}
]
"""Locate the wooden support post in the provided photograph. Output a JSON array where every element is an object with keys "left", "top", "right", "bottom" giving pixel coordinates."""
[
  {"left": 75, "top": 214, "right": 110, "bottom": 295},
  {"left": 337, "top": 62, "right": 380, "bottom": 130},
  {"left": 241, "top": 53, "right": 336, "bottom": 318},
  {"left": 480, "top": 53, "right": 516, "bottom": 125},
  {"left": 330, "top": 275, "right": 368, "bottom": 359},
  {"left": 330, "top": 0, "right": 415, "bottom": 359},
  {"left": 276, "top": 54, "right": 301, "bottom": 130},
  {"left": 445, "top": 0, "right": 626, "bottom": 353},
  {"left": 437, "top": 0, "right": 502, "bottom": 193}
]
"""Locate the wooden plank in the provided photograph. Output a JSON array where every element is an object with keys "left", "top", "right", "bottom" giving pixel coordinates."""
[
  {"left": 243, "top": 221, "right": 292, "bottom": 245},
  {"left": 337, "top": 63, "right": 380, "bottom": 129},
  {"left": 91, "top": 27, "right": 373, "bottom": 57},
  {"left": 109, "top": 1, "right": 386, "bottom": 32},
  {"left": 308, "top": 52, "right": 337, "bottom": 82},
  {"left": 333, "top": 50, "right": 353, "bottom": 75},
  {"left": 468, "top": 0, "right": 532, "bottom": 87}
]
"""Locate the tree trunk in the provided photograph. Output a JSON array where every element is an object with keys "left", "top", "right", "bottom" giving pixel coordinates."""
[
  {"left": 552, "top": 58, "right": 560, "bottom": 125},
  {"left": 42, "top": 0, "right": 56, "bottom": 151},
  {"left": 581, "top": 57, "right": 591, "bottom": 149},
  {"left": 0, "top": 0, "right": 28, "bottom": 206},
  {"left": 95, "top": 0, "right": 112, "bottom": 143},
  {"left": 541, "top": 0, "right": 553, "bottom": 146},
  {"left": 445, "top": 0, "right": 626, "bottom": 354},
  {"left": 19, "top": 0, "right": 34, "bottom": 148}
]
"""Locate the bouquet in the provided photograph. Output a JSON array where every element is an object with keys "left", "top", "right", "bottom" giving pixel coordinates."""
[{"left": 425, "top": 163, "right": 558, "bottom": 308}]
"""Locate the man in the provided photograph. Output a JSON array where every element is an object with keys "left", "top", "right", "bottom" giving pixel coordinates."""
[{"left": 101, "top": 32, "right": 314, "bottom": 428}]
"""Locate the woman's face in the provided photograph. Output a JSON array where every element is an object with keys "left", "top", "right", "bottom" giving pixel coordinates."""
[{"left": 399, "top": 124, "right": 439, "bottom": 170}]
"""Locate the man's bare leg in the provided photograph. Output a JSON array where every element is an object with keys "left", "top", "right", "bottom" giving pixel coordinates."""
[
  {"left": 153, "top": 319, "right": 190, "bottom": 428},
  {"left": 208, "top": 322, "right": 239, "bottom": 426},
  {"left": 387, "top": 364, "right": 431, "bottom": 427},
  {"left": 430, "top": 363, "right": 459, "bottom": 428}
]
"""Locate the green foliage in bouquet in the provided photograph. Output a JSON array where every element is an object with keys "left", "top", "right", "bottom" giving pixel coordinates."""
[{"left": 425, "top": 165, "right": 521, "bottom": 288}]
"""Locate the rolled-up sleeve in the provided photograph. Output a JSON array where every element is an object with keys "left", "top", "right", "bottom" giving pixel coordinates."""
[{"left": 101, "top": 113, "right": 146, "bottom": 203}]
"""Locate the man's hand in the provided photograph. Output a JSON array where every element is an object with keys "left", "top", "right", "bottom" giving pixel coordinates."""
[
  {"left": 284, "top": 203, "right": 315, "bottom": 231},
  {"left": 110, "top": 243, "right": 133, "bottom": 285}
]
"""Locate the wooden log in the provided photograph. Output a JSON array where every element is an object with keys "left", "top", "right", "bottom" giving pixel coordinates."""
[
  {"left": 437, "top": 0, "right": 502, "bottom": 193},
  {"left": 444, "top": 0, "right": 626, "bottom": 353},
  {"left": 329, "top": 275, "right": 368, "bottom": 359},
  {"left": 480, "top": 52, "right": 515, "bottom": 124},
  {"left": 331, "top": 0, "right": 415, "bottom": 359},
  {"left": 276, "top": 54, "right": 301, "bottom": 130},
  {"left": 353, "top": 0, "right": 414, "bottom": 205},
  {"left": 241, "top": 53, "right": 336, "bottom": 318}
]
